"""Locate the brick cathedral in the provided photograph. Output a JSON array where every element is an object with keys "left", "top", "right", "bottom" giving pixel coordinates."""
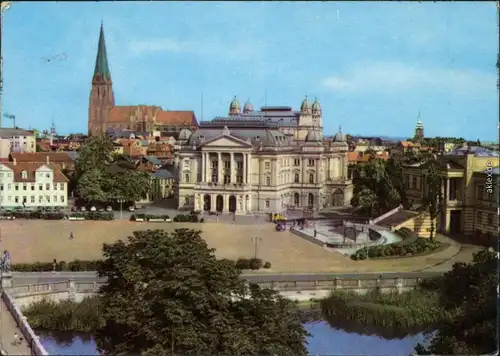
[{"left": 88, "top": 24, "right": 198, "bottom": 136}]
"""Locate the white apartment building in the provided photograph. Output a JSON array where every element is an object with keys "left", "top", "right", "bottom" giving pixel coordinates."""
[
  {"left": 0, "top": 128, "right": 36, "bottom": 154},
  {"left": 0, "top": 160, "right": 69, "bottom": 208}
]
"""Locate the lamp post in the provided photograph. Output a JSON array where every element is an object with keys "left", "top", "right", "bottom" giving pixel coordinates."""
[
  {"left": 251, "top": 237, "right": 262, "bottom": 260},
  {"left": 117, "top": 199, "right": 125, "bottom": 220}
]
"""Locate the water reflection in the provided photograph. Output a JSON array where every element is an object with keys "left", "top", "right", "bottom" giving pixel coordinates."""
[{"left": 38, "top": 321, "right": 428, "bottom": 356}]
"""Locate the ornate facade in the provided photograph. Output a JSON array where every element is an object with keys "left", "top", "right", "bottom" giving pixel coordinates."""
[
  {"left": 88, "top": 24, "right": 198, "bottom": 136},
  {"left": 176, "top": 97, "right": 353, "bottom": 214}
]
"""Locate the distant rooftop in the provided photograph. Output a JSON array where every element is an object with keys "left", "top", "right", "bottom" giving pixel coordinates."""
[
  {"left": 0, "top": 128, "right": 33, "bottom": 138},
  {"left": 448, "top": 145, "right": 500, "bottom": 157}
]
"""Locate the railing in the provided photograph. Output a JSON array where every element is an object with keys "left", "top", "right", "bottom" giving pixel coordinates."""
[
  {"left": 1, "top": 291, "right": 48, "bottom": 355},
  {"left": 7, "top": 277, "right": 427, "bottom": 296},
  {"left": 370, "top": 204, "right": 403, "bottom": 225}
]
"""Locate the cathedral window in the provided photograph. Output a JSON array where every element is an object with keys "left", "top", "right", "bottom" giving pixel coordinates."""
[
  {"left": 266, "top": 176, "right": 271, "bottom": 186},
  {"left": 309, "top": 174, "right": 314, "bottom": 184},
  {"left": 294, "top": 173, "right": 300, "bottom": 183}
]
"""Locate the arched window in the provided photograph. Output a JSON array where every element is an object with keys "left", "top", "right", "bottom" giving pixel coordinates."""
[
  {"left": 294, "top": 192, "right": 300, "bottom": 206},
  {"left": 308, "top": 193, "right": 314, "bottom": 207},
  {"left": 294, "top": 173, "right": 300, "bottom": 183},
  {"left": 309, "top": 174, "right": 314, "bottom": 184},
  {"left": 21, "top": 170, "right": 27, "bottom": 179},
  {"left": 266, "top": 176, "right": 271, "bottom": 186}
]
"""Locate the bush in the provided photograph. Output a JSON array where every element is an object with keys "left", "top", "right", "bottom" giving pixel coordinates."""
[
  {"left": 249, "top": 258, "right": 263, "bottom": 270},
  {"left": 173, "top": 214, "right": 199, "bottom": 222},
  {"left": 263, "top": 261, "right": 271, "bottom": 269},
  {"left": 235, "top": 258, "right": 251, "bottom": 270},
  {"left": 351, "top": 238, "right": 442, "bottom": 260},
  {"left": 235, "top": 258, "right": 265, "bottom": 270},
  {"left": 23, "top": 297, "right": 104, "bottom": 333},
  {"left": 67, "top": 211, "right": 114, "bottom": 221},
  {"left": 200, "top": 218, "right": 205, "bottom": 223}
]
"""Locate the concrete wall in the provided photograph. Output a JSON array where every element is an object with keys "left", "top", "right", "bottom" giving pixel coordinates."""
[{"left": 393, "top": 211, "right": 433, "bottom": 238}]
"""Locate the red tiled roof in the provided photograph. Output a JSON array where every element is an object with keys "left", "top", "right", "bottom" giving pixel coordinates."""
[
  {"left": 0, "top": 162, "right": 69, "bottom": 182},
  {"left": 10, "top": 152, "right": 74, "bottom": 163},
  {"left": 108, "top": 105, "right": 162, "bottom": 123},
  {"left": 155, "top": 111, "right": 198, "bottom": 126}
]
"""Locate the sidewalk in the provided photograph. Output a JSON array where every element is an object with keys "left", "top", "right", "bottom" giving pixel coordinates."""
[{"left": 0, "top": 299, "right": 32, "bottom": 355}]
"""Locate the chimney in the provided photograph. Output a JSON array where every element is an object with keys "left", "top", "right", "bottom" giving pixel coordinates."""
[
  {"left": 46, "top": 155, "right": 49, "bottom": 164},
  {"left": 13, "top": 158, "right": 16, "bottom": 166}
]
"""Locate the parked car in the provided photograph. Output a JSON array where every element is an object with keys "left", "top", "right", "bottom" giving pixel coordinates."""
[
  {"left": 128, "top": 206, "right": 135, "bottom": 212},
  {"left": 80, "top": 206, "right": 86, "bottom": 212},
  {"left": 90, "top": 206, "right": 97, "bottom": 212},
  {"left": 106, "top": 206, "right": 113, "bottom": 212}
]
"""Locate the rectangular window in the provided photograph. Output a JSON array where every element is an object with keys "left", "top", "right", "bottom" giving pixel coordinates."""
[
  {"left": 31, "top": 196, "right": 35, "bottom": 203},
  {"left": 7, "top": 184, "right": 11, "bottom": 190},
  {"left": 53, "top": 196, "right": 57, "bottom": 202},
  {"left": 265, "top": 162, "right": 270, "bottom": 169},
  {"left": 31, "top": 185, "right": 35, "bottom": 190},
  {"left": 14, "top": 196, "right": 18, "bottom": 203},
  {"left": 7, "top": 196, "right": 11, "bottom": 202},
  {"left": 294, "top": 159, "right": 300, "bottom": 166},
  {"left": 39, "top": 184, "right": 43, "bottom": 190},
  {"left": 53, "top": 184, "right": 57, "bottom": 190},
  {"left": 60, "top": 195, "right": 65, "bottom": 203},
  {"left": 46, "top": 196, "right": 50, "bottom": 203},
  {"left": 59, "top": 183, "right": 64, "bottom": 190},
  {"left": 412, "top": 177, "right": 417, "bottom": 189},
  {"left": 236, "top": 175, "right": 243, "bottom": 183},
  {"left": 237, "top": 161, "right": 243, "bottom": 170},
  {"left": 23, "top": 184, "right": 27, "bottom": 190},
  {"left": 308, "top": 159, "right": 314, "bottom": 167},
  {"left": 46, "top": 183, "right": 50, "bottom": 190},
  {"left": 223, "top": 175, "right": 230, "bottom": 184},
  {"left": 39, "top": 196, "right": 43, "bottom": 203},
  {"left": 224, "top": 161, "right": 230, "bottom": 169},
  {"left": 265, "top": 200, "right": 270, "bottom": 208},
  {"left": 15, "top": 184, "right": 18, "bottom": 191},
  {"left": 211, "top": 174, "right": 218, "bottom": 183},
  {"left": 0, "top": 184, "right": 3, "bottom": 191},
  {"left": 23, "top": 196, "right": 27, "bottom": 203}
]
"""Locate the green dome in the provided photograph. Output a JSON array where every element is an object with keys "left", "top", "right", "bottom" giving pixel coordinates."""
[
  {"left": 229, "top": 96, "right": 241, "bottom": 111},
  {"left": 300, "top": 96, "right": 311, "bottom": 112},
  {"left": 312, "top": 97, "right": 321, "bottom": 112}
]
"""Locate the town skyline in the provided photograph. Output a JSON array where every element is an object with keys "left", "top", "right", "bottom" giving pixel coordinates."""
[{"left": 2, "top": 1, "right": 498, "bottom": 140}]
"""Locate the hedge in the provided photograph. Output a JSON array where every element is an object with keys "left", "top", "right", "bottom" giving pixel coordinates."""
[
  {"left": 130, "top": 214, "right": 171, "bottom": 221},
  {"left": 12, "top": 259, "right": 103, "bottom": 272},
  {"left": 351, "top": 238, "right": 442, "bottom": 260},
  {"left": 0, "top": 211, "right": 114, "bottom": 221},
  {"left": 12, "top": 258, "right": 272, "bottom": 272}
]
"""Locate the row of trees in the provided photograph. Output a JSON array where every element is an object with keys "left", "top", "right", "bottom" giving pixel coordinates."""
[
  {"left": 350, "top": 153, "right": 443, "bottom": 241},
  {"left": 67, "top": 135, "right": 151, "bottom": 205}
]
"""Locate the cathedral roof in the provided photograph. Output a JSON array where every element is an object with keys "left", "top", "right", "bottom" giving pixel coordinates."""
[
  {"left": 106, "top": 106, "right": 198, "bottom": 127},
  {"left": 93, "top": 23, "right": 112, "bottom": 82}
]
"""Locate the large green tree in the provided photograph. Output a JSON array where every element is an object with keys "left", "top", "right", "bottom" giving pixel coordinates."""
[
  {"left": 96, "top": 229, "right": 309, "bottom": 356},
  {"left": 415, "top": 251, "right": 497, "bottom": 355},
  {"left": 75, "top": 135, "right": 150, "bottom": 203}
]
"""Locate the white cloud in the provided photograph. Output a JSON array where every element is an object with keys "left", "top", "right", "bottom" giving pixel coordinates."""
[
  {"left": 128, "top": 37, "right": 264, "bottom": 61},
  {"left": 321, "top": 61, "right": 496, "bottom": 94}
]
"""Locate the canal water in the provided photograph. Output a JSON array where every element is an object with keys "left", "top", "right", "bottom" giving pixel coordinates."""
[{"left": 37, "top": 321, "right": 428, "bottom": 356}]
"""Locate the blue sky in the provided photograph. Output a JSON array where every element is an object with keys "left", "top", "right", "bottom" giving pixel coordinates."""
[{"left": 2, "top": 2, "right": 498, "bottom": 140}]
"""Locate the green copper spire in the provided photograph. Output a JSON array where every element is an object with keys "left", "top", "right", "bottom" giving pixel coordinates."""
[{"left": 93, "top": 22, "right": 111, "bottom": 81}]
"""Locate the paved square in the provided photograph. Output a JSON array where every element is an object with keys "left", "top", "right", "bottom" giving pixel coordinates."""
[{"left": 0, "top": 220, "right": 481, "bottom": 273}]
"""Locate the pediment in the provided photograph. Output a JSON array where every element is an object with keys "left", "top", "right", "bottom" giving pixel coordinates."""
[{"left": 200, "top": 135, "right": 251, "bottom": 148}]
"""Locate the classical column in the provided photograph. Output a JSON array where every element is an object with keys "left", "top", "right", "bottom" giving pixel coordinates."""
[
  {"left": 302, "top": 157, "right": 307, "bottom": 183},
  {"left": 217, "top": 152, "right": 222, "bottom": 184},
  {"left": 271, "top": 159, "right": 276, "bottom": 186},
  {"left": 230, "top": 152, "right": 235, "bottom": 183},
  {"left": 201, "top": 153, "right": 205, "bottom": 182},
  {"left": 205, "top": 152, "right": 210, "bottom": 182},
  {"left": 243, "top": 153, "right": 247, "bottom": 184},
  {"left": 316, "top": 159, "right": 321, "bottom": 183},
  {"left": 211, "top": 194, "right": 216, "bottom": 212},
  {"left": 224, "top": 194, "right": 229, "bottom": 213},
  {"left": 247, "top": 153, "right": 252, "bottom": 184},
  {"left": 259, "top": 158, "right": 265, "bottom": 185}
]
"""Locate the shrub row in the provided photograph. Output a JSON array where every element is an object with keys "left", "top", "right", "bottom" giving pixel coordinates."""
[
  {"left": 130, "top": 214, "right": 199, "bottom": 222},
  {"left": 12, "top": 258, "right": 271, "bottom": 272},
  {"left": 12, "top": 260, "right": 103, "bottom": 272},
  {"left": 0, "top": 211, "right": 114, "bottom": 221},
  {"left": 68, "top": 212, "right": 114, "bottom": 221},
  {"left": 234, "top": 258, "right": 271, "bottom": 270},
  {"left": 351, "top": 238, "right": 442, "bottom": 260}
]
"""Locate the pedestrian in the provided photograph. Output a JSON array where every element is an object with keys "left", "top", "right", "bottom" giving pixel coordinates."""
[
  {"left": 52, "top": 259, "right": 57, "bottom": 274},
  {"left": 13, "top": 332, "right": 18, "bottom": 345},
  {"left": 314, "top": 229, "right": 317, "bottom": 238},
  {"left": 69, "top": 232, "right": 74, "bottom": 239}
]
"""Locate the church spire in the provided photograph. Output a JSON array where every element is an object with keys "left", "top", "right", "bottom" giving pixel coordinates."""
[{"left": 93, "top": 22, "right": 111, "bottom": 82}]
